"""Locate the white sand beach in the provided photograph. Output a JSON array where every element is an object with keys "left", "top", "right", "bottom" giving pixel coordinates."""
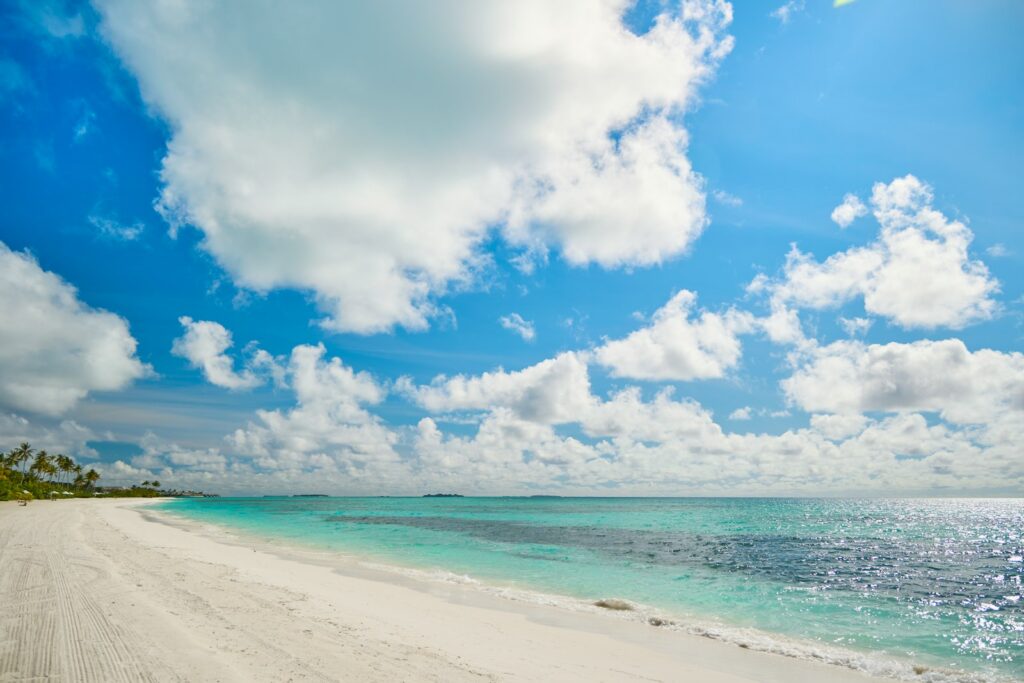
[{"left": 0, "top": 499, "right": 886, "bottom": 682}]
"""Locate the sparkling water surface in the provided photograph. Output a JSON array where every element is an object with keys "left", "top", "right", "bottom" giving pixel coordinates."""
[{"left": 158, "top": 497, "right": 1023, "bottom": 680}]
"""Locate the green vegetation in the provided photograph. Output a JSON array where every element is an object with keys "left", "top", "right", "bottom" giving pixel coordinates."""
[
  {"left": 1, "top": 442, "right": 103, "bottom": 501},
  {"left": 2, "top": 443, "right": 216, "bottom": 501}
]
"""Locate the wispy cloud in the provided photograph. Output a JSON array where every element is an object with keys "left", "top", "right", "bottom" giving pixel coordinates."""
[
  {"left": 771, "top": 0, "right": 806, "bottom": 24},
  {"left": 89, "top": 214, "right": 144, "bottom": 242},
  {"left": 712, "top": 189, "right": 743, "bottom": 207},
  {"left": 73, "top": 107, "right": 96, "bottom": 141},
  {"left": 499, "top": 313, "right": 536, "bottom": 342},
  {"left": 20, "top": 0, "right": 85, "bottom": 40}
]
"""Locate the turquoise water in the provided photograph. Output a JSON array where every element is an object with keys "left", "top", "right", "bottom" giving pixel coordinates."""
[{"left": 158, "top": 497, "right": 1023, "bottom": 681}]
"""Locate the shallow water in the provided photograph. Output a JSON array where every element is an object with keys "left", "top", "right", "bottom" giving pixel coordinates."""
[{"left": 158, "top": 497, "right": 1023, "bottom": 681}]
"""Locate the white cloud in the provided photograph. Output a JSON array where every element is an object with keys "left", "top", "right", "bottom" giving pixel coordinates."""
[
  {"left": 838, "top": 316, "right": 872, "bottom": 337},
  {"left": 770, "top": 0, "right": 805, "bottom": 24},
  {"left": 401, "top": 352, "right": 593, "bottom": 425},
  {"left": 757, "top": 175, "right": 999, "bottom": 330},
  {"left": 404, "top": 360, "right": 1024, "bottom": 495},
  {"left": 130, "top": 432, "right": 227, "bottom": 474},
  {"left": 728, "top": 406, "right": 751, "bottom": 420},
  {"left": 88, "top": 334, "right": 1024, "bottom": 495},
  {"left": 506, "top": 116, "right": 711, "bottom": 268},
  {"left": 595, "top": 290, "right": 754, "bottom": 381},
  {"left": 95, "top": 0, "right": 732, "bottom": 333},
  {"left": 171, "top": 317, "right": 283, "bottom": 390},
  {"left": 783, "top": 338, "right": 1024, "bottom": 424},
  {"left": 809, "top": 413, "right": 867, "bottom": 441},
  {"left": 0, "top": 241, "right": 149, "bottom": 416},
  {"left": 229, "top": 345, "right": 399, "bottom": 479},
  {"left": 499, "top": 313, "right": 535, "bottom": 342},
  {"left": 73, "top": 107, "right": 96, "bottom": 141},
  {"left": 89, "top": 213, "right": 144, "bottom": 241},
  {"left": 986, "top": 243, "right": 1010, "bottom": 258},
  {"left": 0, "top": 413, "right": 96, "bottom": 457},
  {"left": 830, "top": 193, "right": 867, "bottom": 228},
  {"left": 711, "top": 189, "right": 743, "bottom": 207}
]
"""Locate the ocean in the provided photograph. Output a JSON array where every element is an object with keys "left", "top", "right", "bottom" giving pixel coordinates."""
[{"left": 157, "top": 496, "right": 1023, "bottom": 682}]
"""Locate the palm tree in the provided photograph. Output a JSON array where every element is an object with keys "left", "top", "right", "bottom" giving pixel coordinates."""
[
  {"left": 84, "top": 469, "right": 100, "bottom": 490},
  {"left": 30, "top": 451, "right": 53, "bottom": 482},
  {"left": 55, "top": 454, "right": 75, "bottom": 490},
  {"left": 73, "top": 463, "right": 83, "bottom": 491},
  {"left": 150, "top": 481, "right": 160, "bottom": 489},
  {"left": 9, "top": 443, "right": 33, "bottom": 486},
  {"left": 42, "top": 459, "right": 57, "bottom": 483}
]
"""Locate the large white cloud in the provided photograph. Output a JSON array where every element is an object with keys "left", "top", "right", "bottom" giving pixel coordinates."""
[
  {"left": 95, "top": 0, "right": 733, "bottom": 333},
  {"left": 760, "top": 175, "right": 999, "bottom": 329},
  {"left": 0, "top": 242, "right": 149, "bottom": 416},
  {"left": 595, "top": 290, "right": 753, "bottom": 380},
  {"left": 782, "top": 338, "right": 1024, "bottom": 425}
]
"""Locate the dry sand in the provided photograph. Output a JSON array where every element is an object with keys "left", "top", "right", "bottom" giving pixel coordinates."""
[{"left": 0, "top": 499, "right": 886, "bottom": 682}]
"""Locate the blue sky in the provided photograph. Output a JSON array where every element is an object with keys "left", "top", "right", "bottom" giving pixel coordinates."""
[{"left": 1, "top": 0, "right": 1021, "bottom": 495}]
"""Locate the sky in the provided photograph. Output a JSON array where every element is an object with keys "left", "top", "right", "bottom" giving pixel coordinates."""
[{"left": 1, "top": 0, "right": 1022, "bottom": 496}]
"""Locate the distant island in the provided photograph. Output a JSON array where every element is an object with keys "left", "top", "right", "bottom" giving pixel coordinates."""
[
  {"left": 422, "top": 493, "right": 463, "bottom": 498},
  {"left": 293, "top": 494, "right": 329, "bottom": 497}
]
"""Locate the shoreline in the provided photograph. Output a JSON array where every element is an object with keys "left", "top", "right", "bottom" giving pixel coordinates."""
[{"left": 0, "top": 499, "right": 924, "bottom": 681}]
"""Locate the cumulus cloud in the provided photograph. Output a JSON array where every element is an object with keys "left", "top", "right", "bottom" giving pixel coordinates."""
[
  {"left": 830, "top": 193, "right": 867, "bottom": 228},
  {"left": 401, "top": 352, "right": 593, "bottom": 424},
  {"left": 171, "top": 317, "right": 283, "bottom": 390},
  {"left": 757, "top": 175, "right": 999, "bottom": 330},
  {"left": 95, "top": 0, "right": 732, "bottom": 333},
  {"left": 728, "top": 406, "right": 751, "bottom": 420},
  {"left": 809, "top": 413, "right": 868, "bottom": 441},
  {"left": 228, "top": 344, "right": 400, "bottom": 482},
  {"left": 0, "top": 413, "right": 96, "bottom": 457},
  {"left": 0, "top": 242, "right": 149, "bottom": 415},
  {"left": 93, "top": 333, "right": 1024, "bottom": 496},
  {"left": 129, "top": 432, "right": 227, "bottom": 474},
  {"left": 783, "top": 339, "right": 1024, "bottom": 424},
  {"left": 404, "top": 359, "right": 1023, "bottom": 495},
  {"left": 595, "top": 290, "right": 754, "bottom": 381},
  {"left": 839, "top": 316, "right": 872, "bottom": 337},
  {"left": 499, "top": 313, "right": 535, "bottom": 342}
]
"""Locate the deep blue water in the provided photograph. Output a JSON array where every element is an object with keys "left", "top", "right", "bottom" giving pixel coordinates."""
[{"left": 157, "top": 497, "right": 1024, "bottom": 681}]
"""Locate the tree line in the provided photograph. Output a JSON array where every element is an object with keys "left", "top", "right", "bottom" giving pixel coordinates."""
[{"left": 1, "top": 443, "right": 100, "bottom": 501}]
